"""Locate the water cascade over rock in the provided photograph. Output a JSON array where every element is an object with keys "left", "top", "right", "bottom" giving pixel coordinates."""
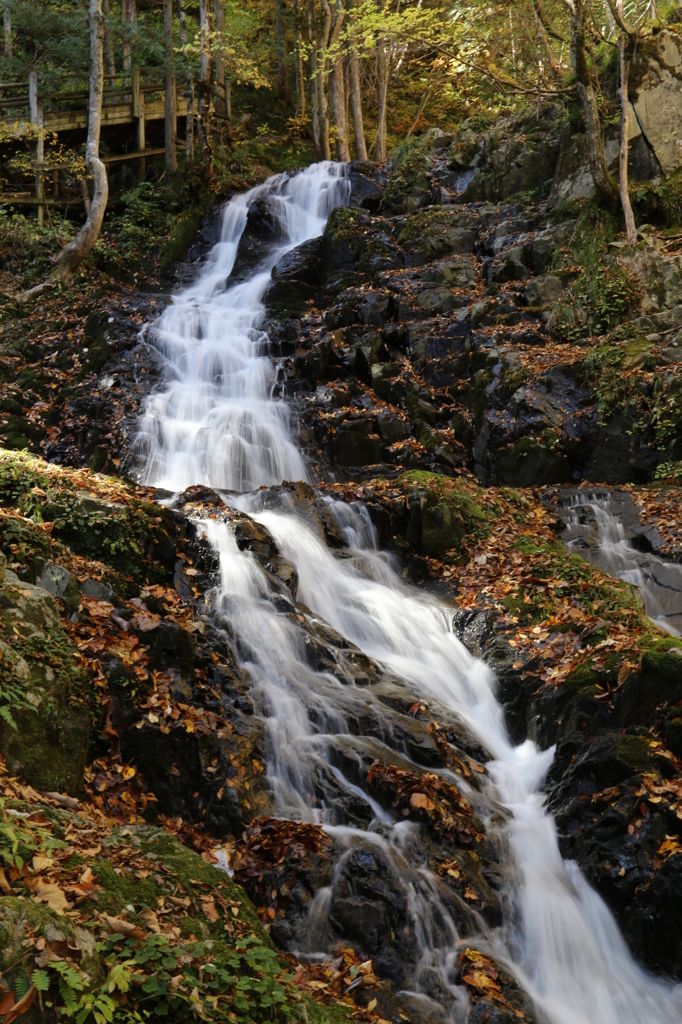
[{"left": 134, "top": 162, "right": 682, "bottom": 1024}]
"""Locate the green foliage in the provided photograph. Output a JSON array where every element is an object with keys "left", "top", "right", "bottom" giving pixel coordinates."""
[
  {"left": 552, "top": 226, "right": 637, "bottom": 342},
  {"left": 0, "top": 673, "right": 37, "bottom": 731},
  {"left": 32, "top": 928, "right": 293, "bottom": 1024},
  {"left": 0, "top": 801, "right": 67, "bottom": 872},
  {"left": 633, "top": 172, "right": 682, "bottom": 228},
  {"left": 654, "top": 460, "right": 682, "bottom": 483}
]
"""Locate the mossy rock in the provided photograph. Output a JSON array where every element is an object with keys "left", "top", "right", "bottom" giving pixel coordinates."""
[
  {"left": 1, "top": 416, "right": 44, "bottom": 454},
  {"left": 160, "top": 213, "right": 200, "bottom": 277},
  {"left": 385, "top": 136, "right": 435, "bottom": 214},
  {"left": 0, "top": 818, "right": 334, "bottom": 1024},
  {"left": 617, "top": 643, "right": 682, "bottom": 724},
  {"left": 399, "top": 470, "right": 490, "bottom": 560},
  {"left": 0, "top": 450, "right": 181, "bottom": 594},
  {"left": 0, "top": 583, "right": 90, "bottom": 793},
  {"left": 496, "top": 437, "right": 571, "bottom": 487}
]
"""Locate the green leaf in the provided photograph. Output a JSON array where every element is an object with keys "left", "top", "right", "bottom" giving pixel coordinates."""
[{"left": 32, "top": 970, "right": 50, "bottom": 993}]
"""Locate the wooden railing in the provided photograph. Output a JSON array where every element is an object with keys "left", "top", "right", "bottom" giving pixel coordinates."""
[{"left": 0, "top": 69, "right": 205, "bottom": 222}]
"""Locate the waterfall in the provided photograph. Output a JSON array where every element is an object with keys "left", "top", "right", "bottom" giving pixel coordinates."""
[
  {"left": 135, "top": 162, "right": 682, "bottom": 1023},
  {"left": 559, "top": 491, "right": 682, "bottom": 637}
]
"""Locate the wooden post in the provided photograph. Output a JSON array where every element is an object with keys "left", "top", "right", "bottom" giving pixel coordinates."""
[
  {"left": 132, "top": 69, "right": 146, "bottom": 179},
  {"left": 29, "top": 73, "right": 45, "bottom": 225}
]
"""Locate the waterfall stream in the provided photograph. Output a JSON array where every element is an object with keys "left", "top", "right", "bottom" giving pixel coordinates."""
[
  {"left": 135, "top": 162, "right": 682, "bottom": 1023},
  {"left": 558, "top": 491, "right": 682, "bottom": 637}
]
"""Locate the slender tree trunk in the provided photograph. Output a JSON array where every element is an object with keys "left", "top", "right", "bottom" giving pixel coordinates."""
[
  {"left": 213, "top": 0, "right": 229, "bottom": 121},
  {"left": 331, "top": 56, "right": 349, "bottom": 159},
  {"left": 348, "top": 30, "right": 366, "bottom": 160},
  {"left": 329, "top": 0, "right": 349, "bottom": 160},
  {"left": 59, "top": 0, "right": 108, "bottom": 274},
  {"left": 308, "top": 0, "right": 320, "bottom": 154},
  {"left": 564, "top": 0, "right": 618, "bottom": 204},
  {"left": 292, "top": 0, "right": 305, "bottom": 118},
  {"left": 164, "top": 0, "right": 177, "bottom": 171},
  {"left": 619, "top": 31, "right": 636, "bottom": 245},
  {"left": 316, "top": 0, "right": 332, "bottom": 160},
  {"left": 197, "top": 0, "right": 214, "bottom": 178},
  {"left": 102, "top": 0, "right": 116, "bottom": 78},
  {"left": 3, "top": 5, "right": 10, "bottom": 60},
  {"left": 375, "top": 0, "right": 388, "bottom": 162},
  {"left": 122, "top": 0, "right": 136, "bottom": 71},
  {"left": 276, "top": 0, "right": 290, "bottom": 103},
  {"left": 178, "top": 0, "right": 194, "bottom": 165}
]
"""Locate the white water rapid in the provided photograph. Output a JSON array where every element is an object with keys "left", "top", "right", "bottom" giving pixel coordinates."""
[
  {"left": 560, "top": 492, "right": 682, "bottom": 637},
  {"left": 136, "top": 162, "right": 682, "bottom": 1024}
]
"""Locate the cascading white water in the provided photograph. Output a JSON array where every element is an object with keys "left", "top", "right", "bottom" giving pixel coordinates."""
[
  {"left": 561, "top": 493, "right": 682, "bottom": 636},
  {"left": 136, "top": 162, "right": 349, "bottom": 492},
  {"left": 136, "top": 163, "right": 682, "bottom": 1023}
]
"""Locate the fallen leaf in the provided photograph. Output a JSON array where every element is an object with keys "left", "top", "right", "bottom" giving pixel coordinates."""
[
  {"left": 0, "top": 993, "right": 15, "bottom": 1015},
  {"left": 201, "top": 898, "right": 219, "bottom": 923},
  {"left": 100, "top": 914, "right": 146, "bottom": 939},
  {"left": 32, "top": 855, "right": 54, "bottom": 872},
  {"left": 33, "top": 882, "right": 72, "bottom": 914},
  {"left": 409, "top": 792, "right": 436, "bottom": 812},
  {"left": 5, "top": 987, "right": 35, "bottom": 1024},
  {"left": 139, "top": 909, "right": 161, "bottom": 933}
]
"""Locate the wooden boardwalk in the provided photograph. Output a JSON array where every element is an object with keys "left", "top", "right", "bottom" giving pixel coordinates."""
[{"left": 0, "top": 69, "right": 204, "bottom": 220}]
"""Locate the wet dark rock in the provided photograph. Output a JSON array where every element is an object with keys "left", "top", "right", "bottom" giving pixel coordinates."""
[
  {"left": 329, "top": 846, "right": 420, "bottom": 986},
  {"left": 334, "top": 418, "right": 385, "bottom": 468},
  {"left": 267, "top": 236, "right": 324, "bottom": 316},
  {"left": 349, "top": 161, "right": 385, "bottom": 212}
]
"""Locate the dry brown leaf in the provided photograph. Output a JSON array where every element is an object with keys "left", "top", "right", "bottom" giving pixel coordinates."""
[
  {"left": 201, "top": 898, "right": 219, "bottom": 923},
  {"left": 100, "top": 914, "right": 146, "bottom": 939},
  {"left": 33, "top": 882, "right": 72, "bottom": 914},
  {"left": 4, "top": 986, "right": 35, "bottom": 1024},
  {"left": 139, "top": 909, "right": 161, "bottom": 933}
]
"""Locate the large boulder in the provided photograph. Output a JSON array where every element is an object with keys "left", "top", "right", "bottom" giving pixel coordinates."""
[
  {"left": 0, "top": 562, "right": 90, "bottom": 794},
  {"left": 631, "top": 30, "right": 682, "bottom": 175},
  {"left": 266, "top": 236, "right": 323, "bottom": 315},
  {"left": 621, "top": 249, "right": 682, "bottom": 313}
]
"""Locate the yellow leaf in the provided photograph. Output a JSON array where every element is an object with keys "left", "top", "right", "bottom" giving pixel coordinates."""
[
  {"left": 367, "top": 999, "right": 377, "bottom": 1012},
  {"left": 121, "top": 766, "right": 136, "bottom": 781},
  {"left": 32, "top": 855, "right": 54, "bottom": 872}
]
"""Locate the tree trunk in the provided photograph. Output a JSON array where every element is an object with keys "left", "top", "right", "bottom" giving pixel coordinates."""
[
  {"left": 329, "top": 0, "right": 349, "bottom": 160},
  {"left": 276, "top": 0, "right": 290, "bottom": 103},
  {"left": 59, "top": 0, "right": 108, "bottom": 274},
  {"left": 619, "top": 31, "right": 636, "bottom": 245},
  {"left": 308, "top": 0, "right": 320, "bottom": 154},
  {"left": 316, "top": 0, "right": 332, "bottom": 160},
  {"left": 331, "top": 58, "right": 349, "bottom": 160},
  {"left": 566, "top": 0, "right": 618, "bottom": 204},
  {"left": 375, "top": 1, "right": 388, "bottom": 162},
  {"left": 3, "top": 5, "right": 10, "bottom": 60},
  {"left": 102, "top": 0, "right": 116, "bottom": 78},
  {"left": 121, "top": 0, "right": 136, "bottom": 72},
  {"left": 178, "top": 0, "right": 194, "bottom": 165},
  {"left": 197, "top": 0, "right": 214, "bottom": 178},
  {"left": 214, "top": 0, "right": 229, "bottom": 122},
  {"left": 292, "top": 0, "right": 305, "bottom": 118},
  {"left": 348, "top": 31, "right": 366, "bottom": 160},
  {"left": 164, "top": 0, "right": 177, "bottom": 172}
]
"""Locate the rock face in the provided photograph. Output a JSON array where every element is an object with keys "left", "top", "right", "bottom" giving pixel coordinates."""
[
  {"left": 0, "top": 563, "right": 90, "bottom": 794},
  {"left": 631, "top": 30, "right": 682, "bottom": 175}
]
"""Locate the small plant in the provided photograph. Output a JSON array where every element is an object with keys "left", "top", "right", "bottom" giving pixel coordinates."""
[{"left": 31, "top": 930, "right": 293, "bottom": 1024}]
